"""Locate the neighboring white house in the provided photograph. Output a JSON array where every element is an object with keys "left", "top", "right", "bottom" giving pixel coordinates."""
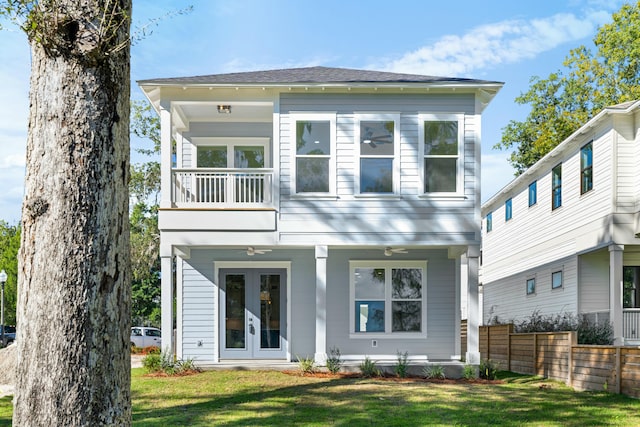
[
  {"left": 139, "top": 66, "right": 502, "bottom": 366},
  {"left": 481, "top": 101, "right": 640, "bottom": 345}
]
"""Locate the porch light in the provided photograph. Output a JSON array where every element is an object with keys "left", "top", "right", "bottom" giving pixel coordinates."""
[{"left": 217, "top": 104, "right": 231, "bottom": 114}]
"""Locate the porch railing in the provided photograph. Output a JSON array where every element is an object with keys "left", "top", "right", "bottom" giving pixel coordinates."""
[
  {"left": 172, "top": 168, "right": 274, "bottom": 208},
  {"left": 623, "top": 309, "right": 640, "bottom": 340}
]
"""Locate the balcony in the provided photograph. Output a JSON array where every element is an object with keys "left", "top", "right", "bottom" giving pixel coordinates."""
[{"left": 172, "top": 168, "right": 275, "bottom": 208}]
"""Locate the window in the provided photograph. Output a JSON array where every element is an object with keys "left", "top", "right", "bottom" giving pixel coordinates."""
[
  {"left": 486, "top": 212, "right": 493, "bottom": 232},
  {"left": 194, "top": 138, "right": 268, "bottom": 168},
  {"left": 350, "top": 261, "right": 426, "bottom": 337},
  {"left": 420, "top": 114, "right": 463, "bottom": 194},
  {"left": 356, "top": 114, "right": 399, "bottom": 194},
  {"left": 528, "top": 181, "right": 537, "bottom": 207},
  {"left": 526, "top": 278, "right": 536, "bottom": 295},
  {"left": 624, "top": 266, "right": 640, "bottom": 308},
  {"left": 505, "top": 198, "right": 512, "bottom": 221},
  {"left": 552, "top": 271, "right": 563, "bottom": 289},
  {"left": 292, "top": 114, "right": 336, "bottom": 194},
  {"left": 552, "top": 164, "right": 562, "bottom": 210},
  {"left": 580, "top": 142, "right": 593, "bottom": 194}
]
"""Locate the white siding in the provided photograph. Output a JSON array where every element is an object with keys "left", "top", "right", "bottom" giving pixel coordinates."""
[{"left": 578, "top": 249, "right": 609, "bottom": 314}]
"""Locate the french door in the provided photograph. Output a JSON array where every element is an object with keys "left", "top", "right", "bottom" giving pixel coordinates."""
[{"left": 219, "top": 269, "right": 287, "bottom": 359}]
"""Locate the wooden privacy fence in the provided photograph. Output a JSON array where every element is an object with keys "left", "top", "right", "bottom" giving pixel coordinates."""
[{"left": 480, "top": 324, "right": 640, "bottom": 398}]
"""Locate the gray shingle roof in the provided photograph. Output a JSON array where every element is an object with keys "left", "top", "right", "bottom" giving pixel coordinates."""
[{"left": 138, "top": 66, "right": 502, "bottom": 86}]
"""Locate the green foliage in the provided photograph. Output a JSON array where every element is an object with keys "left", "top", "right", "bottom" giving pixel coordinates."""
[
  {"left": 142, "top": 351, "right": 200, "bottom": 375},
  {"left": 513, "top": 310, "right": 613, "bottom": 345},
  {"left": 463, "top": 364, "right": 478, "bottom": 380},
  {"left": 496, "top": 2, "right": 640, "bottom": 173},
  {"left": 479, "top": 359, "right": 499, "bottom": 380},
  {"left": 0, "top": 221, "right": 20, "bottom": 326},
  {"left": 359, "top": 356, "right": 381, "bottom": 378},
  {"left": 325, "top": 346, "right": 343, "bottom": 374},
  {"left": 394, "top": 350, "right": 409, "bottom": 378},
  {"left": 296, "top": 355, "right": 315, "bottom": 374},
  {"left": 423, "top": 364, "right": 446, "bottom": 380}
]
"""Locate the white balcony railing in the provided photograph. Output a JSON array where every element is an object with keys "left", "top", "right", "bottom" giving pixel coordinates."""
[
  {"left": 172, "top": 168, "right": 274, "bottom": 208},
  {"left": 623, "top": 309, "right": 640, "bottom": 340}
]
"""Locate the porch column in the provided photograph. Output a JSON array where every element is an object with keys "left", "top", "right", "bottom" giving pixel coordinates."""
[
  {"left": 161, "top": 255, "right": 174, "bottom": 354},
  {"left": 609, "top": 244, "right": 624, "bottom": 345},
  {"left": 314, "top": 245, "right": 328, "bottom": 363},
  {"left": 466, "top": 247, "right": 480, "bottom": 364},
  {"left": 159, "top": 101, "right": 172, "bottom": 209}
]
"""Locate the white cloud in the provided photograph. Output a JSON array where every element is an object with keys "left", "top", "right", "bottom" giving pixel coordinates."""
[{"left": 381, "top": 10, "right": 612, "bottom": 77}]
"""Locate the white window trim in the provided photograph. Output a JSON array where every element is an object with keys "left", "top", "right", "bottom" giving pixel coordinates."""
[
  {"left": 418, "top": 113, "right": 464, "bottom": 197},
  {"left": 354, "top": 113, "right": 401, "bottom": 196},
  {"left": 289, "top": 113, "right": 337, "bottom": 197},
  {"left": 551, "top": 269, "right": 564, "bottom": 290},
  {"left": 349, "top": 260, "right": 427, "bottom": 339},
  {"left": 191, "top": 137, "right": 271, "bottom": 168}
]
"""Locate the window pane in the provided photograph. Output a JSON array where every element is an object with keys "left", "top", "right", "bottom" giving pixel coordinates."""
[
  {"left": 505, "top": 199, "right": 512, "bottom": 221},
  {"left": 360, "top": 158, "right": 393, "bottom": 193},
  {"left": 225, "top": 274, "right": 246, "bottom": 349},
  {"left": 197, "top": 146, "right": 227, "bottom": 167},
  {"left": 392, "top": 268, "right": 422, "bottom": 299},
  {"left": 529, "top": 181, "right": 537, "bottom": 206},
  {"left": 424, "top": 121, "right": 458, "bottom": 155},
  {"left": 260, "top": 274, "right": 281, "bottom": 349},
  {"left": 526, "top": 279, "right": 536, "bottom": 295},
  {"left": 296, "top": 158, "right": 329, "bottom": 192},
  {"left": 360, "top": 121, "right": 394, "bottom": 156},
  {"left": 487, "top": 212, "right": 493, "bottom": 232},
  {"left": 552, "top": 165, "right": 562, "bottom": 209},
  {"left": 354, "top": 268, "right": 385, "bottom": 299},
  {"left": 297, "top": 121, "right": 330, "bottom": 155},
  {"left": 425, "top": 158, "right": 456, "bottom": 192},
  {"left": 234, "top": 146, "right": 264, "bottom": 168},
  {"left": 355, "top": 301, "right": 385, "bottom": 332},
  {"left": 552, "top": 271, "right": 563, "bottom": 289},
  {"left": 392, "top": 301, "right": 422, "bottom": 332}
]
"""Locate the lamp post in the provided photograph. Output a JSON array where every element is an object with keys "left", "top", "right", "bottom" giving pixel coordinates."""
[{"left": 0, "top": 270, "right": 6, "bottom": 347}]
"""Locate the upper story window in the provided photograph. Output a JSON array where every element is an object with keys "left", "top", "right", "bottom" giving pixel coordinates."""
[
  {"left": 505, "top": 198, "right": 513, "bottom": 221},
  {"left": 355, "top": 114, "right": 400, "bottom": 195},
  {"left": 580, "top": 142, "right": 593, "bottom": 195},
  {"left": 292, "top": 114, "right": 336, "bottom": 195},
  {"left": 552, "top": 164, "right": 562, "bottom": 210},
  {"left": 526, "top": 278, "right": 536, "bottom": 295},
  {"left": 528, "top": 181, "right": 537, "bottom": 207},
  {"left": 350, "top": 261, "right": 427, "bottom": 337},
  {"left": 420, "top": 114, "right": 463, "bottom": 195},
  {"left": 552, "top": 271, "right": 563, "bottom": 289},
  {"left": 195, "top": 138, "right": 268, "bottom": 168},
  {"left": 486, "top": 212, "right": 493, "bottom": 232}
]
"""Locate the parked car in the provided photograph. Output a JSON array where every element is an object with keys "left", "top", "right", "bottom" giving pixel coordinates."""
[
  {"left": 130, "top": 326, "right": 161, "bottom": 348},
  {"left": 0, "top": 325, "right": 16, "bottom": 345}
]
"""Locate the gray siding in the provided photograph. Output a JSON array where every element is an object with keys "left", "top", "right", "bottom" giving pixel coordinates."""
[{"left": 578, "top": 250, "right": 610, "bottom": 314}]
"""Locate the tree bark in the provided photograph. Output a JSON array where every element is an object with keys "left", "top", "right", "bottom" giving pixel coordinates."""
[{"left": 15, "top": 1, "right": 132, "bottom": 425}]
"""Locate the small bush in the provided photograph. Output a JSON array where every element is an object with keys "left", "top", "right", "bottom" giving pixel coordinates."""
[
  {"left": 325, "top": 347, "right": 343, "bottom": 374},
  {"left": 462, "top": 364, "right": 477, "bottom": 380},
  {"left": 142, "top": 351, "right": 200, "bottom": 375},
  {"left": 142, "top": 352, "right": 162, "bottom": 373},
  {"left": 297, "top": 355, "right": 315, "bottom": 374},
  {"left": 394, "top": 351, "right": 409, "bottom": 378},
  {"left": 479, "top": 359, "right": 499, "bottom": 380},
  {"left": 359, "top": 356, "right": 380, "bottom": 378},
  {"left": 423, "top": 364, "right": 445, "bottom": 379},
  {"left": 513, "top": 310, "right": 613, "bottom": 345}
]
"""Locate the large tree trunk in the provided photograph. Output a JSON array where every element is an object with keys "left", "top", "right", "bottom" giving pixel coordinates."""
[{"left": 15, "top": 1, "right": 132, "bottom": 425}]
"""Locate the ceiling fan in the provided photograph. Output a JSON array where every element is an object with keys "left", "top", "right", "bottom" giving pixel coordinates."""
[
  {"left": 384, "top": 247, "right": 408, "bottom": 257},
  {"left": 247, "top": 247, "right": 272, "bottom": 256}
]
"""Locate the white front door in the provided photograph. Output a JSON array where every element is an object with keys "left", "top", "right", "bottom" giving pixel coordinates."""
[{"left": 219, "top": 269, "right": 287, "bottom": 359}]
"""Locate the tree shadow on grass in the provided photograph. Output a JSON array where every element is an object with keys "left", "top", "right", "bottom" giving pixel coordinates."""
[{"left": 131, "top": 373, "right": 640, "bottom": 427}]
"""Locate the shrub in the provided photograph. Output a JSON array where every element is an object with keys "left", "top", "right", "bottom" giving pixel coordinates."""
[
  {"left": 513, "top": 310, "right": 613, "bottom": 345},
  {"left": 394, "top": 351, "right": 409, "bottom": 378},
  {"left": 142, "top": 352, "right": 162, "bottom": 373},
  {"left": 423, "top": 364, "right": 445, "bottom": 379},
  {"left": 577, "top": 315, "right": 613, "bottom": 345},
  {"left": 479, "top": 359, "right": 499, "bottom": 380},
  {"left": 142, "top": 351, "right": 200, "bottom": 375},
  {"left": 325, "top": 347, "right": 343, "bottom": 374},
  {"left": 297, "top": 355, "right": 315, "bottom": 374},
  {"left": 462, "top": 364, "right": 477, "bottom": 380},
  {"left": 359, "top": 356, "right": 380, "bottom": 378}
]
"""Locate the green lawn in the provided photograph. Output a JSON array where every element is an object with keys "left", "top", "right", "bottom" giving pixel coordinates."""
[{"left": 1, "top": 370, "right": 639, "bottom": 426}]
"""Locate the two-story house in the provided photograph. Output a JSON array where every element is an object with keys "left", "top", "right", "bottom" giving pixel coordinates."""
[
  {"left": 481, "top": 101, "right": 640, "bottom": 345},
  {"left": 139, "top": 66, "right": 502, "bottom": 367}
]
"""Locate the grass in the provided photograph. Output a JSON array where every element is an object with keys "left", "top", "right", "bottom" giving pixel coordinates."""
[{"left": 1, "top": 370, "right": 640, "bottom": 426}]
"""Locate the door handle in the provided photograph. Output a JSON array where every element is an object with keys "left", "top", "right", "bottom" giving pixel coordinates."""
[{"left": 249, "top": 324, "right": 255, "bottom": 335}]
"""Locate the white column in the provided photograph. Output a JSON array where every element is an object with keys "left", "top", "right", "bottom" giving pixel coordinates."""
[
  {"left": 160, "top": 102, "right": 172, "bottom": 209},
  {"left": 609, "top": 244, "right": 624, "bottom": 345},
  {"left": 161, "top": 255, "right": 174, "bottom": 355},
  {"left": 466, "top": 249, "right": 480, "bottom": 364},
  {"left": 314, "top": 245, "right": 328, "bottom": 363}
]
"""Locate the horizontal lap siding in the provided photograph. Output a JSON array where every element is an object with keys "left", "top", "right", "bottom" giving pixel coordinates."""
[
  {"left": 578, "top": 250, "right": 610, "bottom": 313},
  {"left": 614, "top": 114, "right": 640, "bottom": 210}
]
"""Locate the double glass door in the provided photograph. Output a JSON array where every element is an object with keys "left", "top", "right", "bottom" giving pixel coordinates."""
[{"left": 219, "top": 269, "right": 287, "bottom": 359}]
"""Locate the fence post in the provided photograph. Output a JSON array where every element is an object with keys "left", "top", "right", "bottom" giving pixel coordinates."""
[
  {"left": 533, "top": 333, "right": 538, "bottom": 376},
  {"left": 507, "top": 324, "right": 513, "bottom": 372},
  {"left": 567, "top": 331, "right": 577, "bottom": 386},
  {"left": 615, "top": 347, "right": 621, "bottom": 394}
]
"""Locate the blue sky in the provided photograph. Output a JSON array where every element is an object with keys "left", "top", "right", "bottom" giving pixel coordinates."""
[{"left": 0, "top": 0, "right": 627, "bottom": 224}]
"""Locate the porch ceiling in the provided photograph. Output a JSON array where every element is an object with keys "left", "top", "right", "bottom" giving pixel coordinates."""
[{"left": 173, "top": 101, "right": 273, "bottom": 124}]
